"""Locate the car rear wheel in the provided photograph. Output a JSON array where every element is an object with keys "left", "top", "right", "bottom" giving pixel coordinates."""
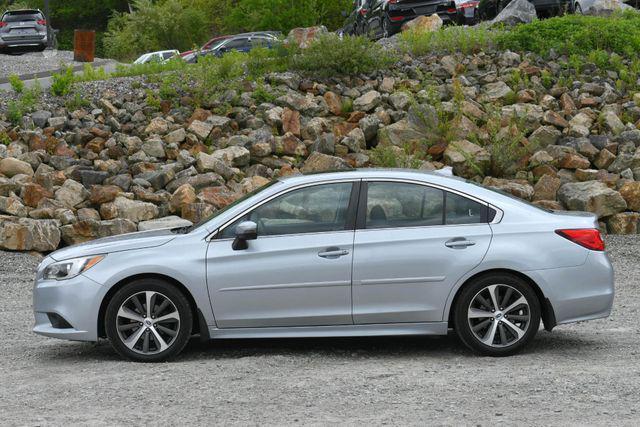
[
  {"left": 454, "top": 273, "right": 541, "bottom": 356},
  {"left": 105, "top": 279, "right": 193, "bottom": 362}
]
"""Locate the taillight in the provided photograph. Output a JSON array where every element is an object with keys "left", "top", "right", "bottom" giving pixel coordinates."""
[
  {"left": 359, "top": 9, "right": 368, "bottom": 15},
  {"left": 447, "top": 7, "right": 457, "bottom": 13},
  {"left": 37, "top": 19, "right": 46, "bottom": 26},
  {"left": 389, "top": 16, "right": 404, "bottom": 21},
  {"left": 0, "top": 22, "right": 7, "bottom": 28},
  {"left": 555, "top": 229, "right": 605, "bottom": 251}
]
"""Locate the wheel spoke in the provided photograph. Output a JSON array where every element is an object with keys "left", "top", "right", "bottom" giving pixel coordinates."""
[
  {"left": 468, "top": 308, "right": 494, "bottom": 319},
  {"left": 123, "top": 325, "right": 146, "bottom": 350},
  {"left": 150, "top": 327, "right": 170, "bottom": 352},
  {"left": 142, "top": 330, "right": 150, "bottom": 353},
  {"left": 506, "top": 314, "right": 529, "bottom": 322},
  {"left": 502, "top": 318, "right": 526, "bottom": 339},
  {"left": 153, "top": 299, "right": 170, "bottom": 317},
  {"left": 156, "top": 324, "right": 177, "bottom": 337},
  {"left": 487, "top": 285, "right": 500, "bottom": 311},
  {"left": 498, "top": 323, "right": 508, "bottom": 345},
  {"left": 118, "top": 323, "right": 139, "bottom": 332},
  {"left": 117, "top": 306, "right": 144, "bottom": 323},
  {"left": 503, "top": 296, "right": 528, "bottom": 314},
  {"left": 476, "top": 294, "right": 492, "bottom": 311},
  {"left": 155, "top": 311, "right": 179, "bottom": 323},
  {"left": 145, "top": 291, "right": 155, "bottom": 319},
  {"left": 481, "top": 320, "right": 498, "bottom": 345},
  {"left": 501, "top": 287, "right": 513, "bottom": 309},
  {"left": 472, "top": 318, "right": 491, "bottom": 332},
  {"left": 131, "top": 294, "right": 145, "bottom": 315}
]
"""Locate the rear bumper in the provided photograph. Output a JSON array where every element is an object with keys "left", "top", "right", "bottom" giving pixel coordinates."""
[
  {"left": 0, "top": 34, "right": 47, "bottom": 48},
  {"left": 525, "top": 251, "right": 614, "bottom": 325},
  {"left": 32, "top": 259, "right": 106, "bottom": 342}
]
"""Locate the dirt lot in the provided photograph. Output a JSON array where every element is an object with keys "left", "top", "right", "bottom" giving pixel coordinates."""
[{"left": 0, "top": 237, "right": 639, "bottom": 425}]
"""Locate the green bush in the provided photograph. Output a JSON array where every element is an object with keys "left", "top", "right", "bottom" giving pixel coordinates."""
[
  {"left": 223, "top": 0, "right": 351, "bottom": 33},
  {"left": 50, "top": 67, "right": 75, "bottom": 96},
  {"left": 104, "top": 0, "right": 211, "bottom": 61},
  {"left": 290, "top": 34, "right": 395, "bottom": 77},
  {"left": 8, "top": 74, "right": 24, "bottom": 94},
  {"left": 497, "top": 11, "right": 640, "bottom": 57},
  {"left": 402, "top": 24, "right": 499, "bottom": 56}
]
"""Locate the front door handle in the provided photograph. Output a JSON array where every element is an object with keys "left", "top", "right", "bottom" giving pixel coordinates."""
[
  {"left": 318, "top": 247, "right": 350, "bottom": 259},
  {"left": 445, "top": 238, "right": 476, "bottom": 249}
]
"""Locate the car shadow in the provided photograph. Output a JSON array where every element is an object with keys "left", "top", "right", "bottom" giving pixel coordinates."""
[{"left": 36, "top": 329, "right": 607, "bottom": 364}]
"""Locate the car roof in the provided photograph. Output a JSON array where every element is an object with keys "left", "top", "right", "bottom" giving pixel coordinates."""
[{"left": 277, "top": 169, "right": 465, "bottom": 186}]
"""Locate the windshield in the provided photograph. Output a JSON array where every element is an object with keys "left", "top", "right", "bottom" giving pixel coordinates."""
[{"left": 186, "top": 179, "right": 280, "bottom": 233}]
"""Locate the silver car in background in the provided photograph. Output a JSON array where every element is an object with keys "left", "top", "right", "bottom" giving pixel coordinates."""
[
  {"left": 0, "top": 9, "right": 48, "bottom": 52},
  {"left": 32, "top": 170, "right": 614, "bottom": 362}
]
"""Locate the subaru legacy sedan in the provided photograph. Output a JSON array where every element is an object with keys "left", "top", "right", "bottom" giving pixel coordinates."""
[{"left": 33, "top": 170, "right": 614, "bottom": 362}]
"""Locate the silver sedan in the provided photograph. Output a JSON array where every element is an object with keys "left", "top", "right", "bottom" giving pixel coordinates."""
[{"left": 33, "top": 170, "right": 614, "bottom": 362}]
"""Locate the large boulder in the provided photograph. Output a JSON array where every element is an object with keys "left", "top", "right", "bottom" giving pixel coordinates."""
[
  {"left": 444, "top": 140, "right": 490, "bottom": 178},
  {"left": 0, "top": 158, "right": 34, "bottom": 177},
  {"left": 558, "top": 181, "right": 627, "bottom": 218},
  {"left": 491, "top": 0, "right": 537, "bottom": 26},
  {"left": 60, "top": 219, "right": 137, "bottom": 245},
  {"left": 619, "top": 182, "right": 640, "bottom": 212},
  {"left": 55, "top": 179, "right": 90, "bottom": 209},
  {"left": 353, "top": 91, "right": 381, "bottom": 113},
  {"left": 103, "top": 196, "right": 159, "bottom": 223},
  {"left": 0, "top": 218, "right": 61, "bottom": 251},
  {"left": 401, "top": 14, "right": 443, "bottom": 33},
  {"left": 300, "top": 152, "right": 353, "bottom": 174},
  {"left": 286, "top": 26, "right": 328, "bottom": 49},
  {"left": 483, "top": 177, "right": 535, "bottom": 201}
]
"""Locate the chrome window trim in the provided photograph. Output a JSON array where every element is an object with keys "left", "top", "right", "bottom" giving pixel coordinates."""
[{"left": 207, "top": 178, "right": 361, "bottom": 241}]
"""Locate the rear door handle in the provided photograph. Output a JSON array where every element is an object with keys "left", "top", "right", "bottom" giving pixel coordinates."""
[
  {"left": 318, "top": 247, "right": 350, "bottom": 259},
  {"left": 445, "top": 238, "right": 476, "bottom": 249}
]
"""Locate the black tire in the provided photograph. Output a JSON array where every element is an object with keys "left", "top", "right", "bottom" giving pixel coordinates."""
[
  {"left": 454, "top": 273, "right": 541, "bottom": 357},
  {"left": 105, "top": 279, "right": 193, "bottom": 362}
]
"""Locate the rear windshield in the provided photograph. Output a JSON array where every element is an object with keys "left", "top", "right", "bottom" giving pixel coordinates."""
[{"left": 2, "top": 11, "right": 43, "bottom": 22}]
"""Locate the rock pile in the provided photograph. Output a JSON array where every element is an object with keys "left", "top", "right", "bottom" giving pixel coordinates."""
[{"left": 2, "top": 46, "right": 640, "bottom": 251}]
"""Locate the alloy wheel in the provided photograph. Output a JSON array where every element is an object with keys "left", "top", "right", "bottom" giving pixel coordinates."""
[
  {"left": 116, "top": 291, "right": 181, "bottom": 355},
  {"left": 467, "top": 284, "right": 531, "bottom": 348}
]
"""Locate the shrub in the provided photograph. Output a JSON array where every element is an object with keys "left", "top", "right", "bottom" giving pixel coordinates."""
[
  {"left": 290, "top": 34, "right": 395, "bottom": 77},
  {"left": 65, "top": 92, "right": 90, "bottom": 111},
  {"left": 104, "top": 0, "right": 211, "bottom": 61},
  {"left": 402, "top": 24, "right": 499, "bottom": 56},
  {"left": 369, "top": 145, "right": 422, "bottom": 169},
  {"left": 50, "top": 67, "right": 75, "bottom": 96},
  {"left": 497, "top": 11, "right": 640, "bottom": 57},
  {"left": 8, "top": 74, "right": 24, "bottom": 94}
]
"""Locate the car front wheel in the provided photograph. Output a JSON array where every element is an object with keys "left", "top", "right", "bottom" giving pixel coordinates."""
[
  {"left": 105, "top": 279, "right": 193, "bottom": 362},
  {"left": 454, "top": 273, "right": 541, "bottom": 356}
]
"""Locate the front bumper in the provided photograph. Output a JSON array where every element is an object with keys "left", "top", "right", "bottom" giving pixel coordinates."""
[
  {"left": 32, "top": 258, "right": 107, "bottom": 342},
  {"left": 526, "top": 251, "right": 614, "bottom": 325}
]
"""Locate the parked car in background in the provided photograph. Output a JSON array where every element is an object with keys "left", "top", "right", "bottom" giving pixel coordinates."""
[
  {"left": 341, "top": 0, "right": 368, "bottom": 35},
  {"left": 456, "top": 0, "right": 480, "bottom": 24},
  {"left": 33, "top": 170, "right": 614, "bottom": 362},
  {"left": 0, "top": 9, "right": 48, "bottom": 52},
  {"left": 478, "top": 0, "right": 572, "bottom": 20},
  {"left": 180, "top": 31, "right": 281, "bottom": 58},
  {"left": 572, "top": 0, "right": 596, "bottom": 13},
  {"left": 187, "top": 34, "right": 279, "bottom": 63},
  {"left": 133, "top": 49, "right": 179, "bottom": 65}
]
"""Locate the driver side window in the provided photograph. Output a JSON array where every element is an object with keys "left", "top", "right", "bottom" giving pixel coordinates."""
[{"left": 219, "top": 182, "right": 354, "bottom": 238}]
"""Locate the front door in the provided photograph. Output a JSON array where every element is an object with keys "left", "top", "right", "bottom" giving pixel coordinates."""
[
  {"left": 206, "top": 181, "right": 358, "bottom": 328},
  {"left": 352, "top": 181, "right": 492, "bottom": 324}
]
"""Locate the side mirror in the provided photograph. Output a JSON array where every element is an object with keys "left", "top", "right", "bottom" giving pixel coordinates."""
[{"left": 232, "top": 221, "right": 258, "bottom": 250}]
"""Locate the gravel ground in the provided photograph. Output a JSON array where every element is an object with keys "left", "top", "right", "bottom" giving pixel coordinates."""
[
  {"left": 0, "top": 50, "right": 107, "bottom": 80},
  {"left": 0, "top": 236, "right": 639, "bottom": 425}
]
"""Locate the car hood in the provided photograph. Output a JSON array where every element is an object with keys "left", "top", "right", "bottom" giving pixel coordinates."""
[{"left": 49, "top": 229, "right": 178, "bottom": 261}]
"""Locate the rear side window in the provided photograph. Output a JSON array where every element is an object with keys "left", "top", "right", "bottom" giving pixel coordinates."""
[
  {"left": 362, "top": 181, "right": 488, "bottom": 229},
  {"left": 365, "top": 182, "right": 444, "bottom": 229},
  {"left": 2, "top": 11, "right": 43, "bottom": 22},
  {"left": 445, "top": 192, "right": 485, "bottom": 225}
]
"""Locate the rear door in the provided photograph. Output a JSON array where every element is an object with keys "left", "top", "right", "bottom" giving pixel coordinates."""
[{"left": 352, "top": 180, "right": 492, "bottom": 324}]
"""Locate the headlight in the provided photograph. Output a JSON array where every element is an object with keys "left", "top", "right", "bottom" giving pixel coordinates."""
[{"left": 43, "top": 255, "right": 105, "bottom": 281}]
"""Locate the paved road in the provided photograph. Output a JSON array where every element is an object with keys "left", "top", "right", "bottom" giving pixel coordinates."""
[{"left": 0, "top": 237, "right": 639, "bottom": 425}]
